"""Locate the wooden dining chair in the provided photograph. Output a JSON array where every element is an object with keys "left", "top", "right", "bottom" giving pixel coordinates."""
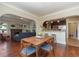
[
  {"left": 20, "top": 40, "right": 36, "bottom": 57},
  {"left": 41, "top": 33, "right": 55, "bottom": 56}
]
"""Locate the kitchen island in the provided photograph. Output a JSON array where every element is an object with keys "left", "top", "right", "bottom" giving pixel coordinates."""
[{"left": 43, "top": 30, "right": 66, "bottom": 44}]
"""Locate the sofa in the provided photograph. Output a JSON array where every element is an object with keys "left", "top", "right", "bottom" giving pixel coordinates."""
[{"left": 13, "top": 32, "right": 36, "bottom": 41}]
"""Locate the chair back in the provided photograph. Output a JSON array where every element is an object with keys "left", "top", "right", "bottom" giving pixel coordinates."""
[
  {"left": 44, "top": 33, "right": 53, "bottom": 45},
  {"left": 21, "top": 40, "right": 31, "bottom": 49},
  {"left": 51, "top": 34, "right": 56, "bottom": 43}
]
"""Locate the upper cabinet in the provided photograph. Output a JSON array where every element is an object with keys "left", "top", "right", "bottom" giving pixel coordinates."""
[{"left": 43, "top": 18, "right": 66, "bottom": 30}]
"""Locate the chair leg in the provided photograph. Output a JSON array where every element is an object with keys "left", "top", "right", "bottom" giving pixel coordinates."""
[{"left": 53, "top": 44, "right": 55, "bottom": 57}]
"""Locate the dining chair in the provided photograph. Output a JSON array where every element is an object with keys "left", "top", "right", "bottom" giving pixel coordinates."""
[
  {"left": 41, "top": 33, "right": 55, "bottom": 56},
  {"left": 20, "top": 40, "right": 36, "bottom": 57}
]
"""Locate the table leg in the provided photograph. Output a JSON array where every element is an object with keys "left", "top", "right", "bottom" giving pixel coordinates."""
[{"left": 36, "top": 46, "right": 39, "bottom": 57}]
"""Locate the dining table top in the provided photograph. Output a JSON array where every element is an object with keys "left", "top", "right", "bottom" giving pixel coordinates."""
[{"left": 21, "top": 36, "right": 52, "bottom": 46}]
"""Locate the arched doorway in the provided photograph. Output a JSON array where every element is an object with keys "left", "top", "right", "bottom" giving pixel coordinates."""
[{"left": 0, "top": 14, "right": 36, "bottom": 40}]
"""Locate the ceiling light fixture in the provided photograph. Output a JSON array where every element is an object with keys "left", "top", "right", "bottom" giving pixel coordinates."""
[{"left": 46, "top": 21, "right": 48, "bottom": 24}]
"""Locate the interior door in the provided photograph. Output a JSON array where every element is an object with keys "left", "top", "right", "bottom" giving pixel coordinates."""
[{"left": 68, "top": 23, "right": 77, "bottom": 39}]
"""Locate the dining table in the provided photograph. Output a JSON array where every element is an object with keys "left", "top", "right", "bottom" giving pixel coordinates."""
[{"left": 20, "top": 36, "right": 53, "bottom": 57}]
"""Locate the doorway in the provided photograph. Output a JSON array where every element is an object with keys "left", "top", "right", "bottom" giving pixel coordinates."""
[
  {"left": 0, "top": 23, "right": 10, "bottom": 42},
  {"left": 68, "top": 23, "right": 77, "bottom": 39},
  {"left": 67, "top": 22, "right": 79, "bottom": 47}
]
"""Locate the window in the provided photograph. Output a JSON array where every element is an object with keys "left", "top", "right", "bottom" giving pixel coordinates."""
[{"left": 0, "top": 23, "right": 8, "bottom": 34}]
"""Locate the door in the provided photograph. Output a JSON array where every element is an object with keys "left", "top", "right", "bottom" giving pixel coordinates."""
[{"left": 68, "top": 23, "right": 77, "bottom": 39}]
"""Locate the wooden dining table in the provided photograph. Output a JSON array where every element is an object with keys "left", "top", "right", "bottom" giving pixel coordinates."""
[{"left": 21, "top": 36, "right": 53, "bottom": 57}]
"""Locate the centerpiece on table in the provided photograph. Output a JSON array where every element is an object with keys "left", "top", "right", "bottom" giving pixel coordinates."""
[{"left": 36, "top": 31, "right": 44, "bottom": 39}]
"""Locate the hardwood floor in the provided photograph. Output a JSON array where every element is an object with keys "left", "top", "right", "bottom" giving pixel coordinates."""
[
  {"left": 0, "top": 41, "right": 79, "bottom": 57},
  {"left": 67, "top": 38, "right": 79, "bottom": 47}
]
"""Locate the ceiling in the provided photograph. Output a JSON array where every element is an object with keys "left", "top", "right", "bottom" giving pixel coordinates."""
[
  {"left": 4, "top": 2, "right": 79, "bottom": 16},
  {"left": 0, "top": 14, "right": 35, "bottom": 24}
]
